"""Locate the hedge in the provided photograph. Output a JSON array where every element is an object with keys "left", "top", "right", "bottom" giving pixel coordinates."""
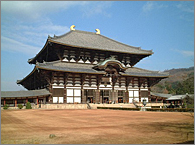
[
  {"left": 97, "top": 107, "right": 140, "bottom": 111},
  {"left": 97, "top": 107, "right": 194, "bottom": 112},
  {"left": 146, "top": 108, "right": 194, "bottom": 112}
]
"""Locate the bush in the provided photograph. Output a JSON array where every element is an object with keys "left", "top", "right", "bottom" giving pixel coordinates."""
[
  {"left": 18, "top": 104, "right": 23, "bottom": 109},
  {"left": 26, "top": 102, "right": 32, "bottom": 109},
  {"left": 97, "top": 107, "right": 140, "bottom": 111},
  {"left": 3, "top": 104, "right": 9, "bottom": 110},
  {"left": 146, "top": 108, "right": 194, "bottom": 112}
]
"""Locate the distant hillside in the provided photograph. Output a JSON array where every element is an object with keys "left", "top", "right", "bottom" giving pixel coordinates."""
[{"left": 151, "top": 67, "right": 194, "bottom": 94}]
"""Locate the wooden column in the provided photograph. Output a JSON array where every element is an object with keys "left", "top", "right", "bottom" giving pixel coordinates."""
[
  {"left": 138, "top": 78, "right": 141, "bottom": 102},
  {"left": 125, "top": 77, "right": 131, "bottom": 103},
  {"left": 81, "top": 74, "right": 86, "bottom": 104},
  {"left": 148, "top": 87, "right": 151, "bottom": 103},
  {"left": 125, "top": 86, "right": 129, "bottom": 103},
  {"left": 64, "top": 85, "right": 67, "bottom": 103},
  {"left": 147, "top": 78, "right": 151, "bottom": 103},
  {"left": 26, "top": 98, "right": 28, "bottom": 103},
  {"left": 4, "top": 98, "right": 6, "bottom": 106},
  {"left": 15, "top": 98, "right": 17, "bottom": 107},
  {"left": 98, "top": 85, "right": 101, "bottom": 103},
  {"left": 37, "top": 97, "right": 39, "bottom": 105},
  {"left": 96, "top": 75, "right": 103, "bottom": 104},
  {"left": 64, "top": 73, "right": 70, "bottom": 104}
]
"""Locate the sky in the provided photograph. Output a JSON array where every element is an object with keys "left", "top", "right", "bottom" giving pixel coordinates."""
[{"left": 1, "top": 1, "right": 194, "bottom": 91}]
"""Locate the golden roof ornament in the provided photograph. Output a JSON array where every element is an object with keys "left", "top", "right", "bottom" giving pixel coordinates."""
[
  {"left": 70, "top": 25, "right": 75, "bottom": 31},
  {"left": 95, "top": 29, "right": 100, "bottom": 34}
]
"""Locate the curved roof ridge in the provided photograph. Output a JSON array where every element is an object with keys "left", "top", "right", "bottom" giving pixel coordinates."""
[
  {"left": 51, "top": 30, "right": 153, "bottom": 53},
  {"left": 49, "top": 30, "right": 74, "bottom": 39},
  {"left": 129, "top": 67, "right": 169, "bottom": 75},
  {"left": 98, "top": 33, "right": 152, "bottom": 53}
]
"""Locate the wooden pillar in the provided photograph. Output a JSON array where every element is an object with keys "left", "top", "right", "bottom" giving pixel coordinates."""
[
  {"left": 15, "top": 98, "right": 17, "bottom": 107},
  {"left": 64, "top": 72, "right": 70, "bottom": 104},
  {"left": 138, "top": 78, "right": 141, "bottom": 103},
  {"left": 125, "top": 85, "right": 129, "bottom": 103},
  {"left": 26, "top": 98, "right": 28, "bottom": 103},
  {"left": 4, "top": 98, "right": 6, "bottom": 105},
  {"left": 96, "top": 75, "right": 103, "bottom": 104},
  {"left": 97, "top": 85, "right": 101, "bottom": 103},
  {"left": 81, "top": 85, "right": 86, "bottom": 104},
  {"left": 139, "top": 87, "right": 141, "bottom": 103},
  {"left": 148, "top": 87, "right": 151, "bottom": 103},
  {"left": 125, "top": 77, "right": 131, "bottom": 103},
  {"left": 81, "top": 74, "right": 86, "bottom": 104},
  {"left": 37, "top": 97, "right": 39, "bottom": 105},
  {"left": 64, "top": 84, "right": 67, "bottom": 103}
]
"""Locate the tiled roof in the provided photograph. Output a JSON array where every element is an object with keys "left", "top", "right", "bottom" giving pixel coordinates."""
[
  {"left": 49, "top": 30, "right": 153, "bottom": 55},
  {"left": 1, "top": 89, "right": 51, "bottom": 98},
  {"left": 17, "top": 61, "right": 169, "bottom": 85},
  {"left": 166, "top": 94, "right": 194, "bottom": 100},
  {"left": 150, "top": 92, "right": 172, "bottom": 98},
  {"left": 38, "top": 61, "right": 168, "bottom": 77}
]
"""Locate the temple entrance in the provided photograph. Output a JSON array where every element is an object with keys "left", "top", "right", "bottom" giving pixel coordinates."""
[
  {"left": 103, "top": 97, "right": 109, "bottom": 103},
  {"left": 118, "top": 97, "right": 123, "bottom": 103},
  {"left": 100, "top": 90, "right": 110, "bottom": 104},
  {"left": 87, "top": 97, "right": 93, "bottom": 103}
]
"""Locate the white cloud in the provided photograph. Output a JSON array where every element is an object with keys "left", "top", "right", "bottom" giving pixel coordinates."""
[
  {"left": 1, "top": 1, "right": 88, "bottom": 21},
  {"left": 142, "top": 1, "right": 168, "bottom": 13},
  {"left": 81, "top": 1, "right": 113, "bottom": 17},
  {"left": 1, "top": 21, "right": 70, "bottom": 54},
  {"left": 1, "top": 36, "right": 40, "bottom": 55},
  {"left": 176, "top": 2, "right": 194, "bottom": 13},
  {"left": 171, "top": 48, "right": 194, "bottom": 57},
  {"left": 1, "top": 1, "right": 112, "bottom": 22}
]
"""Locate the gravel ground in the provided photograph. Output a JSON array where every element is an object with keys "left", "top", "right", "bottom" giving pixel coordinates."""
[{"left": 1, "top": 109, "right": 194, "bottom": 144}]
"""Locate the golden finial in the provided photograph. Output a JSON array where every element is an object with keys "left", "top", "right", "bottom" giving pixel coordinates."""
[
  {"left": 95, "top": 29, "right": 100, "bottom": 34},
  {"left": 70, "top": 25, "right": 75, "bottom": 31}
]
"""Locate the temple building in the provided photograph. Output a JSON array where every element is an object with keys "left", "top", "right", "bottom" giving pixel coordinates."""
[{"left": 2, "top": 25, "right": 169, "bottom": 106}]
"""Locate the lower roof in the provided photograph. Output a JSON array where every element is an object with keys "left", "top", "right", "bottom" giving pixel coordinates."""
[
  {"left": 17, "top": 61, "right": 169, "bottom": 84},
  {"left": 1, "top": 89, "right": 51, "bottom": 98}
]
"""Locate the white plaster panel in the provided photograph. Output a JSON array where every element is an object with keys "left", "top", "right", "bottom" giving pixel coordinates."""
[
  {"left": 67, "top": 97, "right": 74, "bottom": 103},
  {"left": 53, "top": 97, "right": 58, "bottom": 103},
  {"left": 74, "top": 97, "right": 81, "bottom": 103},
  {"left": 129, "top": 91, "right": 133, "bottom": 97},
  {"left": 59, "top": 97, "right": 64, "bottom": 103},
  {"left": 74, "top": 89, "right": 81, "bottom": 96},
  {"left": 134, "top": 91, "right": 139, "bottom": 97},
  {"left": 67, "top": 89, "right": 73, "bottom": 96}
]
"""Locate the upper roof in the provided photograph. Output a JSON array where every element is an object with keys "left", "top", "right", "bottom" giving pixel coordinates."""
[
  {"left": 28, "top": 29, "right": 153, "bottom": 64},
  {"left": 49, "top": 30, "right": 153, "bottom": 55},
  {"left": 1, "top": 89, "right": 51, "bottom": 98}
]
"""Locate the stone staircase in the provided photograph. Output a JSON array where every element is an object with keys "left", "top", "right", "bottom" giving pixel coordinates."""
[{"left": 89, "top": 103, "right": 137, "bottom": 109}]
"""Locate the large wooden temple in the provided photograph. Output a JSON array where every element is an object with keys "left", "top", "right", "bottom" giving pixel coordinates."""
[{"left": 6, "top": 25, "right": 169, "bottom": 105}]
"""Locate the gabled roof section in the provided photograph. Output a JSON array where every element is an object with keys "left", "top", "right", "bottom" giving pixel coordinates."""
[
  {"left": 1, "top": 89, "right": 51, "bottom": 98},
  {"left": 94, "top": 56, "right": 128, "bottom": 72},
  {"left": 49, "top": 30, "right": 153, "bottom": 55}
]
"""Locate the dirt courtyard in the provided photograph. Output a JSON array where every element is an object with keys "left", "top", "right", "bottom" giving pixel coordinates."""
[{"left": 1, "top": 109, "right": 194, "bottom": 144}]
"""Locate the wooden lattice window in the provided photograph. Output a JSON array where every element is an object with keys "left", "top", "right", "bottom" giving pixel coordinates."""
[{"left": 53, "top": 88, "right": 64, "bottom": 97}]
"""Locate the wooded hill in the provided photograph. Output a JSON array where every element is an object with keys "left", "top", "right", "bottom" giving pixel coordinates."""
[{"left": 151, "top": 67, "right": 194, "bottom": 95}]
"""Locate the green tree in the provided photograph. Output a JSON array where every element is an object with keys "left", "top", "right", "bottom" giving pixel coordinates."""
[{"left": 26, "top": 102, "right": 32, "bottom": 109}]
